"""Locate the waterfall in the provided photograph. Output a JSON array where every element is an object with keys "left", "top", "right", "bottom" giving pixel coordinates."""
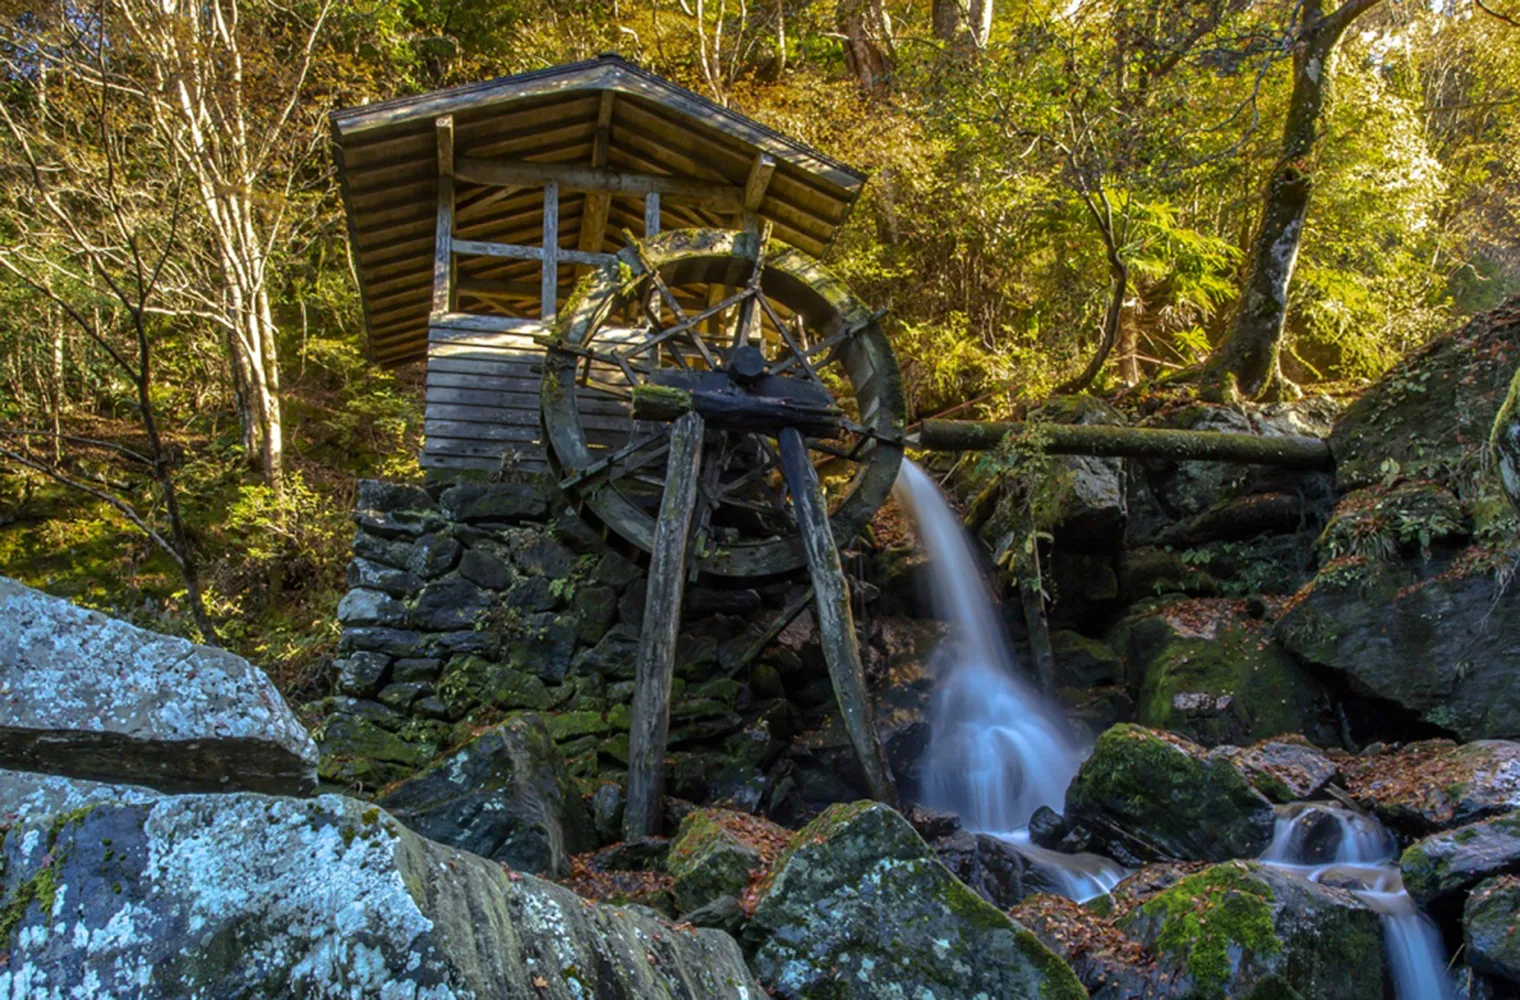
[
  {"left": 1259, "top": 803, "right": 1454, "bottom": 1000},
  {"left": 893, "top": 460, "right": 1125, "bottom": 900}
]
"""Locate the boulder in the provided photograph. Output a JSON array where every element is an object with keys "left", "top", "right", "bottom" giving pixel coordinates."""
[
  {"left": 1330, "top": 299, "right": 1520, "bottom": 494},
  {"left": 1013, "top": 893, "right": 1171, "bottom": 1000},
  {"left": 930, "top": 829, "right": 1035, "bottom": 909},
  {"left": 0, "top": 577, "right": 318, "bottom": 796},
  {"left": 1119, "top": 860, "right": 1386, "bottom": 1000},
  {"left": 1276, "top": 550, "right": 1520, "bottom": 741},
  {"left": 1063, "top": 724, "right": 1275, "bottom": 864},
  {"left": 1340, "top": 740, "right": 1520, "bottom": 835},
  {"left": 1110, "top": 598, "right": 1336, "bottom": 748},
  {"left": 0, "top": 789, "right": 759, "bottom": 999},
  {"left": 315, "top": 700, "right": 442, "bottom": 789},
  {"left": 745, "top": 801, "right": 1086, "bottom": 1000},
  {"left": 346, "top": 556, "right": 423, "bottom": 597},
  {"left": 410, "top": 574, "right": 495, "bottom": 630},
  {"left": 1217, "top": 736, "right": 1340, "bottom": 803},
  {"left": 378, "top": 714, "right": 594, "bottom": 877},
  {"left": 667, "top": 807, "right": 781, "bottom": 915},
  {"left": 333, "top": 651, "right": 390, "bottom": 697},
  {"left": 356, "top": 479, "right": 437, "bottom": 514},
  {"left": 1401, "top": 812, "right": 1520, "bottom": 906},
  {"left": 1465, "top": 876, "right": 1520, "bottom": 985},
  {"left": 335, "top": 587, "right": 408, "bottom": 626}
]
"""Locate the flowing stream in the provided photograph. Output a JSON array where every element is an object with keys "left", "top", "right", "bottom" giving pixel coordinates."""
[
  {"left": 893, "top": 460, "right": 1456, "bottom": 997},
  {"left": 1259, "top": 803, "right": 1454, "bottom": 1000},
  {"left": 893, "top": 460, "right": 1125, "bottom": 900}
]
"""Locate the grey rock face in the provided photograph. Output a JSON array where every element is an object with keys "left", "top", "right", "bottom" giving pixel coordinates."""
[
  {"left": 378, "top": 714, "right": 594, "bottom": 877},
  {"left": 347, "top": 556, "right": 423, "bottom": 597},
  {"left": 334, "top": 651, "right": 391, "bottom": 696},
  {"left": 745, "top": 801, "right": 1085, "bottom": 1000},
  {"left": 411, "top": 575, "right": 494, "bottom": 630},
  {"left": 440, "top": 482, "right": 549, "bottom": 522},
  {"left": 336, "top": 587, "right": 409, "bottom": 626},
  {"left": 0, "top": 577, "right": 318, "bottom": 796},
  {"left": 0, "top": 789, "right": 760, "bottom": 1000},
  {"left": 1402, "top": 812, "right": 1520, "bottom": 905}
]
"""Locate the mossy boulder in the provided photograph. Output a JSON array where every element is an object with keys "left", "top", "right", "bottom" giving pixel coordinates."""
[
  {"left": 1214, "top": 736, "right": 1340, "bottom": 803},
  {"left": 666, "top": 808, "right": 782, "bottom": 915},
  {"left": 0, "top": 788, "right": 759, "bottom": 998},
  {"left": 745, "top": 801, "right": 1085, "bottom": 1000},
  {"left": 1400, "top": 811, "right": 1520, "bottom": 906},
  {"left": 1064, "top": 724, "right": 1275, "bottom": 864},
  {"left": 1331, "top": 298, "right": 1520, "bottom": 506},
  {"left": 1120, "top": 861, "right": 1386, "bottom": 1000},
  {"left": 378, "top": 714, "right": 594, "bottom": 877},
  {"left": 1112, "top": 599, "right": 1336, "bottom": 747},
  {"left": 1340, "top": 739, "right": 1520, "bottom": 835},
  {"left": 1465, "top": 875, "right": 1520, "bottom": 985},
  {"left": 1275, "top": 546, "right": 1520, "bottom": 740}
]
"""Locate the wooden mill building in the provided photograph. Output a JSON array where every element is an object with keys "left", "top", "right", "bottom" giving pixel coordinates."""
[{"left": 330, "top": 55, "right": 868, "bottom": 476}]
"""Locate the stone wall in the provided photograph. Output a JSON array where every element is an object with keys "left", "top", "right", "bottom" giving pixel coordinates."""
[{"left": 316, "top": 476, "right": 941, "bottom": 822}]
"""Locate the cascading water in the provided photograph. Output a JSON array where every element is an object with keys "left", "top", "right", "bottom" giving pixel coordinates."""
[
  {"left": 1259, "top": 803, "right": 1454, "bottom": 1000},
  {"left": 893, "top": 460, "right": 1125, "bottom": 900}
]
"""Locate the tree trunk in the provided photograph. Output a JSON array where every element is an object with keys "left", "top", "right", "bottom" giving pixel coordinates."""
[
  {"left": 838, "top": 0, "right": 894, "bottom": 92},
  {"left": 1206, "top": 0, "right": 1385, "bottom": 398},
  {"left": 917, "top": 418, "right": 1335, "bottom": 468}
]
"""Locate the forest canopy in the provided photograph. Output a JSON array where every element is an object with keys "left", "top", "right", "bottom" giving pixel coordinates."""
[{"left": 1, "top": 0, "right": 1517, "bottom": 677}]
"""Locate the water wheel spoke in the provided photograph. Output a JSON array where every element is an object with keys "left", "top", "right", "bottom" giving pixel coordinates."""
[
  {"left": 625, "top": 288, "right": 750, "bottom": 361},
  {"left": 559, "top": 429, "right": 670, "bottom": 491},
  {"left": 804, "top": 437, "right": 869, "bottom": 463},
  {"left": 756, "top": 293, "right": 822, "bottom": 385}
]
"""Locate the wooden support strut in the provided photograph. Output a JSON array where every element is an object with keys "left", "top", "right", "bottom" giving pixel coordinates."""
[
  {"left": 916, "top": 419, "right": 1336, "bottom": 469},
  {"left": 777, "top": 426, "right": 898, "bottom": 808},
  {"left": 624, "top": 411, "right": 706, "bottom": 839}
]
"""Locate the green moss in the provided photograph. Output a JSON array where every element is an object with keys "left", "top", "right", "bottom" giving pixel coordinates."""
[{"left": 1138, "top": 862, "right": 1282, "bottom": 998}]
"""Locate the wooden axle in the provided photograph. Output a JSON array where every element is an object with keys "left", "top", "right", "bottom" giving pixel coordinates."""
[
  {"left": 630, "top": 383, "right": 843, "bottom": 437},
  {"left": 915, "top": 419, "right": 1335, "bottom": 470}
]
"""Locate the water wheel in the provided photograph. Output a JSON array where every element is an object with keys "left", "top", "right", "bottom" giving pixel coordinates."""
[
  {"left": 540, "top": 227, "right": 905, "bottom": 835},
  {"left": 539, "top": 227, "right": 906, "bottom": 580}
]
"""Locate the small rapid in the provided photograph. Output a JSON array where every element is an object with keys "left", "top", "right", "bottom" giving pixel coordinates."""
[
  {"left": 893, "top": 460, "right": 1125, "bottom": 900},
  {"left": 1259, "top": 803, "right": 1454, "bottom": 1000}
]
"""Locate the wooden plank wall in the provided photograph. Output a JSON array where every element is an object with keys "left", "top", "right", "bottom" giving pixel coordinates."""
[{"left": 421, "top": 321, "right": 634, "bottom": 475}]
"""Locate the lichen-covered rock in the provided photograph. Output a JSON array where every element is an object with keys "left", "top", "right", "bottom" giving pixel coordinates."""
[
  {"left": 667, "top": 808, "right": 771, "bottom": 915},
  {"left": 1340, "top": 740, "right": 1520, "bottom": 835},
  {"left": 1119, "top": 860, "right": 1386, "bottom": 1000},
  {"left": 0, "top": 767, "right": 161, "bottom": 820},
  {"left": 1111, "top": 598, "right": 1336, "bottom": 748},
  {"left": 1465, "top": 876, "right": 1520, "bottom": 985},
  {"left": 745, "top": 801, "right": 1085, "bottom": 1000},
  {"left": 1063, "top": 724, "right": 1275, "bottom": 864},
  {"left": 1276, "top": 549, "right": 1520, "bottom": 740},
  {"left": 0, "top": 576, "right": 318, "bottom": 796},
  {"left": 0, "top": 790, "right": 760, "bottom": 999},
  {"left": 378, "top": 714, "right": 593, "bottom": 877},
  {"left": 1401, "top": 811, "right": 1520, "bottom": 906}
]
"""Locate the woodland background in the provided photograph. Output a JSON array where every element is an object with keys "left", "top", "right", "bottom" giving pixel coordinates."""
[{"left": 0, "top": 0, "right": 1516, "bottom": 691}]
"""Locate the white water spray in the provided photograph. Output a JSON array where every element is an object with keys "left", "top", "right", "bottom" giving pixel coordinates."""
[
  {"left": 893, "top": 460, "right": 1125, "bottom": 900},
  {"left": 1260, "top": 803, "right": 1454, "bottom": 1000}
]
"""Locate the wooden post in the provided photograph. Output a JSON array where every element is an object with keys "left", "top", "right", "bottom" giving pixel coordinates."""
[
  {"left": 576, "top": 91, "right": 616, "bottom": 277},
  {"left": 624, "top": 411, "right": 705, "bottom": 838},
  {"left": 739, "top": 152, "right": 775, "bottom": 234},
  {"left": 541, "top": 181, "right": 559, "bottom": 322},
  {"left": 431, "top": 116, "right": 455, "bottom": 318},
  {"left": 644, "top": 191, "right": 661, "bottom": 237},
  {"left": 777, "top": 426, "right": 898, "bottom": 807}
]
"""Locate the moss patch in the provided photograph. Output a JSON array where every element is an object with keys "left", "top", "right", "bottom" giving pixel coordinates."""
[{"left": 1136, "top": 862, "right": 1282, "bottom": 997}]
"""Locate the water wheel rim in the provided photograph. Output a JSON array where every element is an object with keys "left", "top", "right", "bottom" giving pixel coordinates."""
[{"left": 541, "top": 228, "right": 906, "bottom": 579}]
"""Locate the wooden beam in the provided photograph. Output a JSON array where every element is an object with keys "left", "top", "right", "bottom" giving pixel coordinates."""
[
  {"left": 577, "top": 92, "right": 617, "bottom": 271},
  {"left": 542, "top": 181, "right": 559, "bottom": 322},
  {"left": 740, "top": 152, "right": 776, "bottom": 232},
  {"left": 777, "top": 426, "right": 898, "bottom": 808},
  {"left": 915, "top": 419, "right": 1336, "bottom": 469},
  {"left": 452, "top": 239, "right": 614, "bottom": 268},
  {"left": 455, "top": 157, "right": 745, "bottom": 211},
  {"left": 624, "top": 411, "right": 706, "bottom": 838},
  {"left": 644, "top": 191, "right": 661, "bottom": 237},
  {"left": 431, "top": 116, "right": 455, "bottom": 317}
]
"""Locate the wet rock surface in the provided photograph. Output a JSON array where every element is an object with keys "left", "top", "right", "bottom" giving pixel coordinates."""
[
  {"left": 1465, "top": 875, "right": 1520, "bottom": 986},
  {"left": 1340, "top": 739, "right": 1520, "bottom": 834},
  {"left": 1401, "top": 811, "right": 1520, "bottom": 906},
  {"left": 0, "top": 576, "right": 319, "bottom": 796},
  {"left": 0, "top": 789, "right": 760, "bottom": 999},
  {"left": 745, "top": 801, "right": 1086, "bottom": 1000},
  {"left": 378, "top": 714, "right": 594, "bottom": 877}
]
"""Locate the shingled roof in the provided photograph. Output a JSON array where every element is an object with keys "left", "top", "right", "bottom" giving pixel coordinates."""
[{"left": 331, "top": 55, "right": 868, "bottom": 365}]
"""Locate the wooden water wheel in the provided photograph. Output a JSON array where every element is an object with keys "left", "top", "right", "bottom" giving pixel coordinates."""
[
  {"left": 539, "top": 227, "right": 907, "bottom": 836},
  {"left": 539, "top": 227, "right": 906, "bottom": 579}
]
